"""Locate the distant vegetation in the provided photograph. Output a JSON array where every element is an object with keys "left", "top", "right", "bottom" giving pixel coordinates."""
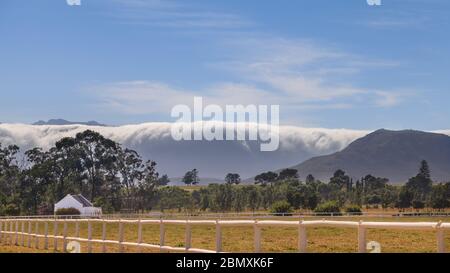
[
  {"left": 0, "top": 130, "right": 449, "bottom": 216},
  {"left": 55, "top": 207, "right": 80, "bottom": 216}
]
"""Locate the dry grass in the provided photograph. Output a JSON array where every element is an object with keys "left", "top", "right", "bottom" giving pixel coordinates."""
[{"left": 0, "top": 216, "right": 449, "bottom": 253}]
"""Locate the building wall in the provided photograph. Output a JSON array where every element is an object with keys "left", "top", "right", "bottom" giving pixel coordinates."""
[
  {"left": 54, "top": 196, "right": 83, "bottom": 212},
  {"left": 54, "top": 195, "right": 102, "bottom": 216}
]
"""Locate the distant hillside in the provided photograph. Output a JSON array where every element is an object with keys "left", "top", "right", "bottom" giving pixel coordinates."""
[
  {"left": 33, "top": 119, "right": 107, "bottom": 126},
  {"left": 292, "top": 129, "right": 450, "bottom": 183}
]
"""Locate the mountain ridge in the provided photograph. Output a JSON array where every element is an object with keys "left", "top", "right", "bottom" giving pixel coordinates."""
[
  {"left": 33, "top": 119, "right": 107, "bottom": 127},
  {"left": 291, "top": 129, "right": 450, "bottom": 183}
]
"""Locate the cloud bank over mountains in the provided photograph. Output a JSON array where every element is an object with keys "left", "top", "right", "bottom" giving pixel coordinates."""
[{"left": 0, "top": 122, "right": 369, "bottom": 179}]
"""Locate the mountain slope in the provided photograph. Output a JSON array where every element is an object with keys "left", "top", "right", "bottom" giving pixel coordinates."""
[
  {"left": 33, "top": 119, "right": 107, "bottom": 126},
  {"left": 292, "top": 129, "right": 450, "bottom": 183}
]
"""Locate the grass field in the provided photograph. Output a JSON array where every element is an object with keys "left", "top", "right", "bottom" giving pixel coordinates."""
[{"left": 1, "top": 216, "right": 449, "bottom": 253}]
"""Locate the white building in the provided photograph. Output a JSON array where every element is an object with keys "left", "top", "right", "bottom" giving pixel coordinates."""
[{"left": 54, "top": 194, "right": 102, "bottom": 217}]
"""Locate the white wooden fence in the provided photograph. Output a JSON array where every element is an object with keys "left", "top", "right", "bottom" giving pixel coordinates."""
[{"left": 0, "top": 218, "right": 448, "bottom": 253}]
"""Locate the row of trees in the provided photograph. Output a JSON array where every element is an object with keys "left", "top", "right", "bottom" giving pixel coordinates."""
[
  {"left": 1, "top": 130, "right": 449, "bottom": 215},
  {"left": 156, "top": 161, "right": 449, "bottom": 213},
  {"left": 0, "top": 130, "right": 169, "bottom": 215}
]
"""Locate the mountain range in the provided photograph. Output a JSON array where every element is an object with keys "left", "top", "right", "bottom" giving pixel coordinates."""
[
  {"left": 292, "top": 129, "right": 450, "bottom": 183},
  {"left": 33, "top": 119, "right": 107, "bottom": 127}
]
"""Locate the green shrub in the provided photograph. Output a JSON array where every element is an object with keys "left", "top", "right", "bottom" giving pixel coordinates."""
[
  {"left": 412, "top": 200, "right": 425, "bottom": 210},
  {"left": 345, "top": 205, "right": 363, "bottom": 215},
  {"left": 55, "top": 207, "right": 81, "bottom": 216},
  {"left": 314, "top": 201, "right": 342, "bottom": 216},
  {"left": 2, "top": 204, "right": 20, "bottom": 216},
  {"left": 270, "top": 201, "right": 293, "bottom": 215}
]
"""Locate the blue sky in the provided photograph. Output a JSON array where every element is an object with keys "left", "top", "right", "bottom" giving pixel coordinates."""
[{"left": 1, "top": 0, "right": 450, "bottom": 130}]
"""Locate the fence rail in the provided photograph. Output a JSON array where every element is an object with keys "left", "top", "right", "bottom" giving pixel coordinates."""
[
  {"left": 2, "top": 211, "right": 450, "bottom": 220},
  {"left": 0, "top": 218, "right": 448, "bottom": 253}
]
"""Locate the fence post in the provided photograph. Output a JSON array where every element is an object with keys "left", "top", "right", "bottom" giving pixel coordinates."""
[
  {"left": 88, "top": 220, "right": 92, "bottom": 253},
  {"left": 137, "top": 219, "right": 143, "bottom": 253},
  {"left": 27, "top": 220, "right": 32, "bottom": 248},
  {"left": 35, "top": 221, "right": 39, "bottom": 249},
  {"left": 21, "top": 221, "right": 25, "bottom": 246},
  {"left": 215, "top": 220, "right": 222, "bottom": 253},
  {"left": 0, "top": 220, "right": 3, "bottom": 244},
  {"left": 9, "top": 221, "right": 13, "bottom": 245},
  {"left": 53, "top": 219, "right": 58, "bottom": 252},
  {"left": 63, "top": 220, "right": 68, "bottom": 252},
  {"left": 2, "top": 220, "right": 5, "bottom": 244},
  {"left": 118, "top": 220, "right": 124, "bottom": 253},
  {"left": 160, "top": 220, "right": 165, "bottom": 252},
  {"left": 298, "top": 220, "right": 307, "bottom": 253},
  {"left": 185, "top": 220, "right": 192, "bottom": 252},
  {"left": 75, "top": 221, "right": 80, "bottom": 239},
  {"left": 102, "top": 220, "right": 107, "bottom": 253},
  {"left": 254, "top": 220, "right": 261, "bottom": 253},
  {"left": 44, "top": 221, "right": 49, "bottom": 250},
  {"left": 437, "top": 221, "right": 445, "bottom": 253},
  {"left": 4, "top": 220, "right": 7, "bottom": 245},
  {"left": 14, "top": 220, "right": 19, "bottom": 246},
  {"left": 358, "top": 220, "right": 367, "bottom": 253}
]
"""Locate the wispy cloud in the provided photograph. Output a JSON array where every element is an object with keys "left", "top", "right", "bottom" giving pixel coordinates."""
[
  {"left": 87, "top": 81, "right": 195, "bottom": 115},
  {"left": 88, "top": 80, "right": 278, "bottom": 115},
  {"left": 104, "top": 0, "right": 253, "bottom": 29},
  {"left": 365, "top": 18, "right": 421, "bottom": 28},
  {"left": 215, "top": 35, "right": 406, "bottom": 106},
  {"left": 374, "top": 91, "right": 411, "bottom": 107},
  {"left": 86, "top": 3, "right": 417, "bottom": 121},
  {"left": 87, "top": 34, "right": 412, "bottom": 118}
]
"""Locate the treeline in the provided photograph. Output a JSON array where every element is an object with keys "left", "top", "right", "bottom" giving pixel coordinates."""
[
  {"left": 1, "top": 130, "right": 449, "bottom": 215},
  {"left": 161, "top": 162, "right": 450, "bottom": 213}
]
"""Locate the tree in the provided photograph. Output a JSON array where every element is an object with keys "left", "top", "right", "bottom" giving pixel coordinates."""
[
  {"left": 405, "top": 160, "right": 433, "bottom": 202},
  {"left": 428, "top": 183, "right": 450, "bottom": 209},
  {"left": 254, "top": 171, "right": 278, "bottom": 185},
  {"left": 304, "top": 184, "right": 319, "bottom": 210},
  {"left": 380, "top": 186, "right": 398, "bottom": 209},
  {"left": 225, "top": 173, "right": 241, "bottom": 185},
  {"left": 208, "top": 184, "right": 233, "bottom": 212},
  {"left": 277, "top": 169, "right": 299, "bottom": 181},
  {"left": 191, "top": 169, "right": 199, "bottom": 185},
  {"left": 396, "top": 187, "right": 413, "bottom": 209},
  {"left": 412, "top": 199, "right": 425, "bottom": 210},
  {"left": 232, "top": 187, "right": 246, "bottom": 212},
  {"left": 0, "top": 144, "right": 22, "bottom": 215},
  {"left": 157, "top": 186, "right": 190, "bottom": 212},
  {"left": 135, "top": 160, "right": 160, "bottom": 212},
  {"left": 329, "top": 169, "right": 351, "bottom": 190},
  {"left": 305, "top": 174, "right": 315, "bottom": 185},
  {"left": 314, "top": 201, "right": 342, "bottom": 216},
  {"left": 117, "top": 148, "right": 144, "bottom": 204},
  {"left": 270, "top": 201, "right": 293, "bottom": 215},
  {"left": 419, "top": 160, "right": 431, "bottom": 180},
  {"left": 157, "top": 174, "right": 170, "bottom": 186},
  {"left": 362, "top": 175, "right": 388, "bottom": 193},
  {"left": 73, "top": 130, "right": 120, "bottom": 200},
  {"left": 246, "top": 185, "right": 260, "bottom": 212},
  {"left": 183, "top": 169, "right": 200, "bottom": 185}
]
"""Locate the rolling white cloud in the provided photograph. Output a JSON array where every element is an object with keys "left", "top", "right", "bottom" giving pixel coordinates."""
[
  {"left": 3, "top": 123, "right": 449, "bottom": 180},
  {"left": 0, "top": 122, "right": 370, "bottom": 179}
]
